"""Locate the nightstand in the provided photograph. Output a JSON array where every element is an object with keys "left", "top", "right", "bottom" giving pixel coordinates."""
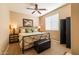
[{"left": 9, "top": 34, "right": 19, "bottom": 43}]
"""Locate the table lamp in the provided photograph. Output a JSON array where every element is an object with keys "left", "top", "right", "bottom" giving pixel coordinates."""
[
  {"left": 10, "top": 24, "right": 17, "bottom": 34},
  {"left": 38, "top": 26, "right": 40, "bottom": 32}
]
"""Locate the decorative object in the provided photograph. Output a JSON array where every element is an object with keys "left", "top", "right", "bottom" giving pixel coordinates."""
[{"left": 23, "top": 19, "right": 33, "bottom": 27}]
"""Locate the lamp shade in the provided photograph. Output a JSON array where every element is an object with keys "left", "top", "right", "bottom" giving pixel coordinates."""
[
  {"left": 11, "top": 24, "right": 17, "bottom": 29},
  {"left": 10, "top": 24, "right": 17, "bottom": 34},
  {"left": 38, "top": 26, "right": 40, "bottom": 29}
]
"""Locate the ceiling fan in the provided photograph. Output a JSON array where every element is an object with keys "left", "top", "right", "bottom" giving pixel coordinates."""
[{"left": 26, "top": 4, "right": 46, "bottom": 14}]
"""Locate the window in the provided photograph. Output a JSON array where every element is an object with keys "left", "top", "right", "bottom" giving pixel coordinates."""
[{"left": 45, "top": 14, "right": 59, "bottom": 31}]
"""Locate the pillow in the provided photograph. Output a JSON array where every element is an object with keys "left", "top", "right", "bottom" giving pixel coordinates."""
[
  {"left": 20, "top": 28, "right": 25, "bottom": 33},
  {"left": 31, "top": 27, "right": 38, "bottom": 32},
  {"left": 34, "top": 29, "right": 38, "bottom": 32},
  {"left": 31, "top": 27, "right": 35, "bottom": 32},
  {"left": 20, "top": 27, "right": 38, "bottom": 33},
  {"left": 26, "top": 28, "right": 33, "bottom": 33}
]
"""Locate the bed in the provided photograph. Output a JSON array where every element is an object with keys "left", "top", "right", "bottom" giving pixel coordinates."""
[
  {"left": 18, "top": 19, "right": 50, "bottom": 54},
  {"left": 19, "top": 27, "right": 50, "bottom": 54}
]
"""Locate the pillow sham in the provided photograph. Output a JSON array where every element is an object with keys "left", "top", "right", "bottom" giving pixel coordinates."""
[
  {"left": 20, "top": 28, "right": 25, "bottom": 33},
  {"left": 31, "top": 27, "right": 38, "bottom": 32},
  {"left": 25, "top": 28, "right": 33, "bottom": 33}
]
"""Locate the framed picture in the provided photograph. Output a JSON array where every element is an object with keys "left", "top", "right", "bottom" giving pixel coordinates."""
[{"left": 23, "top": 19, "right": 33, "bottom": 27}]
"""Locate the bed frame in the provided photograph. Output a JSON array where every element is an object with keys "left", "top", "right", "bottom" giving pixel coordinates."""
[
  {"left": 19, "top": 32, "right": 51, "bottom": 54},
  {"left": 18, "top": 19, "right": 51, "bottom": 54}
]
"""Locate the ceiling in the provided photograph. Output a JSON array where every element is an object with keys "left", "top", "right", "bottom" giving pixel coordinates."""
[{"left": 7, "top": 3, "right": 66, "bottom": 17}]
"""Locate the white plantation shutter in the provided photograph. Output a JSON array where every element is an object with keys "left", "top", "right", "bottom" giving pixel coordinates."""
[
  {"left": 45, "top": 14, "right": 59, "bottom": 31},
  {"left": 45, "top": 16, "right": 51, "bottom": 30}
]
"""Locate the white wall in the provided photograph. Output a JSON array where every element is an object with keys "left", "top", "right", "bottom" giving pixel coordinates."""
[
  {"left": 0, "top": 4, "right": 9, "bottom": 54},
  {"left": 10, "top": 11, "right": 39, "bottom": 27}
]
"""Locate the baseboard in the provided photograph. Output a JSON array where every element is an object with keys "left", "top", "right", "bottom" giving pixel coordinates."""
[
  {"left": 3, "top": 43, "right": 9, "bottom": 55},
  {"left": 51, "top": 37, "right": 60, "bottom": 42}
]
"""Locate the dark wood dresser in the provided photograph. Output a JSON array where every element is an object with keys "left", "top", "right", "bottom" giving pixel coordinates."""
[{"left": 9, "top": 34, "right": 19, "bottom": 43}]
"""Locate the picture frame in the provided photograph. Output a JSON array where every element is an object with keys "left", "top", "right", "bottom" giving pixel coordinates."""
[{"left": 23, "top": 19, "right": 33, "bottom": 27}]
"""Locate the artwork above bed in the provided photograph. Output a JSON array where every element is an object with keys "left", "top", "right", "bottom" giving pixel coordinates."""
[{"left": 23, "top": 19, "right": 33, "bottom": 27}]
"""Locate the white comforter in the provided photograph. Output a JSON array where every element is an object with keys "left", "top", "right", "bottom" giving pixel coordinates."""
[
  {"left": 19, "top": 32, "right": 46, "bottom": 41},
  {"left": 19, "top": 32, "right": 47, "bottom": 49}
]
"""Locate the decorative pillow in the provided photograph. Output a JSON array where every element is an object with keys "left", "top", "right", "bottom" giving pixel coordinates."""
[
  {"left": 31, "top": 27, "right": 38, "bottom": 32},
  {"left": 21, "top": 28, "right": 25, "bottom": 33},
  {"left": 31, "top": 27, "right": 35, "bottom": 32},
  {"left": 26, "top": 28, "right": 33, "bottom": 33},
  {"left": 34, "top": 28, "right": 38, "bottom": 32},
  {"left": 20, "top": 27, "right": 38, "bottom": 33}
]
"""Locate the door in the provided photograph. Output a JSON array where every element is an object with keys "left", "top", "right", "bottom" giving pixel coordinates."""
[
  {"left": 60, "top": 19, "right": 66, "bottom": 44},
  {"left": 66, "top": 17, "right": 71, "bottom": 48}
]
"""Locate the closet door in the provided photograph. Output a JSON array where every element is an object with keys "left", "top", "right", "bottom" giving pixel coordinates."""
[
  {"left": 60, "top": 19, "right": 66, "bottom": 44},
  {"left": 66, "top": 17, "right": 71, "bottom": 48}
]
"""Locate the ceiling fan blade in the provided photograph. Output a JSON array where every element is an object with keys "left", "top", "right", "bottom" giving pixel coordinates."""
[
  {"left": 32, "top": 11, "right": 36, "bottom": 14},
  {"left": 38, "top": 9, "right": 46, "bottom": 10},
  {"left": 37, "top": 11, "right": 41, "bottom": 14},
  {"left": 26, "top": 8, "right": 34, "bottom": 10}
]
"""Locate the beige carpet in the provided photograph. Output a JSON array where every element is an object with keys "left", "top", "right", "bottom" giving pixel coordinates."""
[{"left": 6, "top": 39, "right": 71, "bottom": 55}]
